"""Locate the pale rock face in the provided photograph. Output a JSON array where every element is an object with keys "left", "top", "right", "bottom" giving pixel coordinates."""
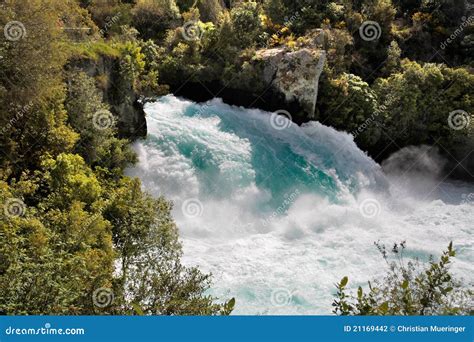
[
  {"left": 253, "top": 47, "right": 326, "bottom": 117},
  {"left": 253, "top": 48, "right": 285, "bottom": 84}
]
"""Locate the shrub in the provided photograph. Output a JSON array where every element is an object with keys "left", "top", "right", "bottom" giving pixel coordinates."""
[
  {"left": 132, "top": 0, "right": 181, "bottom": 40},
  {"left": 103, "top": 178, "right": 235, "bottom": 315},
  {"left": 333, "top": 242, "right": 473, "bottom": 315},
  {"left": 373, "top": 60, "right": 474, "bottom": 152},
  {"left": 317, "top": 72, "right": 381, "bottom": 150},
  {"left": 230, "top": 1, "right": 263, "bottom": 48}
]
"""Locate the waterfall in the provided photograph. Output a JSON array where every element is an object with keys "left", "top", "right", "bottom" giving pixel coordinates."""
[{"left": 127, "top": 95, "right": 474, "bottom": 314}]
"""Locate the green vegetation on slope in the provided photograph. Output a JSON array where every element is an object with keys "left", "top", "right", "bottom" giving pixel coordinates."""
[{"left": 0, "top": 0, "right": 232, "bottom": 315}]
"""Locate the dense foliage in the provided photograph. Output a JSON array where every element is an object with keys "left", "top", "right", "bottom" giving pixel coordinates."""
[
  {"left": 0, "top": 0, "right": 233, "bottom": 315},
  {"left": 0, "top": 0, "right": 472, "bottom": 315}
]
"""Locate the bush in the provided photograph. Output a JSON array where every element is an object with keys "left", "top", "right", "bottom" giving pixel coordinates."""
[
  {"left": 230, "top": 1, "right": 263, "bottom": 48},
  {"left": 0, "top": 155, "right": 233, "bottom": 315},
  {"left": 263, "top": 0, "right": 288, "bottom": 25},
  {"left": 317, "top": 72, "right": 381, "bottom": 150},
  {"left": 0, "top": 156, "right": 114, "bottom": 314},
  {"left": 132, "top": 0, "right": 181, "bottom": 40},
  {"left": 333, "top": 242, "right": 473, "bottom": 315},
  {"left": 373, "top": 60, "right": 474, "bottom": 152},
  {"left": 197, "top": 0, "right": 224, "bottom": 23},
  {"left": 0, "top": 0, "right": 78, "bottom": 174},
  {"left": 87, "top": 0, "right": 133, "bottom": 38},
  {"left": 104, "top": 178, "right": 235, "bottom": 315}
]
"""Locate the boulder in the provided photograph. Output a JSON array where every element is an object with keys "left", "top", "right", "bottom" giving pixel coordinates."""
[{"left": 244, "top": 47, "right": 326, "bottom": 117}]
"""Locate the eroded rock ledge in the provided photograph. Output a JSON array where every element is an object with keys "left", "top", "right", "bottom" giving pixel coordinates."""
[{"left": 171, "top": 47, "right": 326, "bottom": 124}]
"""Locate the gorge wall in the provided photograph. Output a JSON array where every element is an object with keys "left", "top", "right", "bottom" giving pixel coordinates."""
[
  {"left": 171, "top": 47, "right": 326, "bottom": 124},
  {"left": 67, "top": 54, "right": 147, "bottom": 139},
  {"left": 69, "top": 49, "right": 472, "bottom": 182}
]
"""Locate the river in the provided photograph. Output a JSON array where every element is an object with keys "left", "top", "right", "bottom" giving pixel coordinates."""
[{"left": 126, "top": 95, "right": 473, "bottom": 314}]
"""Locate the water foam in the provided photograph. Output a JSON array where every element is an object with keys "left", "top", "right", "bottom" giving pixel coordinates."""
[{"left": 127, "top": 95, "right": 474, "bottom": 314}]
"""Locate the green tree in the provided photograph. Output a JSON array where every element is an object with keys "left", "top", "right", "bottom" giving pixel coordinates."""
[
  {"left": 65, "top": 71, "right": 114, "bottom": 164},
  {"left": 87, "top": 0, "right": 133, "bottom": 38},
  {"left": 317, "top": 72, "right": 381, "bottom": 150},
  {"left": 381, "top": 40, "right": 401, "bottom": 76},
  {"left": 197, "top": 0, "right": 224, "bottom": 23},
  {"left": 230, "top": 1, "right": 263, "bottom": 48},
  {"left": 0, "top": 0, "right": 233, "bottom": 316},
  {"left": 103, "top": 178, "right": 234, "bottom": 315},
  {"left": 373, "top": 60, "right": 474, "bottom": 152},
  {"left": 131, "top": 0, "right": 181, "bottom": 40},
  {"left": 263, "top": 0, "right": 288, "bottom": 25},
  {"left": 352, "top": 0, "right": 396, "bottom": 79},
  {"left": 0, "top": 0, "right": 78, "bottom": 174},
  {"left": 0, "top": 154, "right": 114, "bottom": 314}
]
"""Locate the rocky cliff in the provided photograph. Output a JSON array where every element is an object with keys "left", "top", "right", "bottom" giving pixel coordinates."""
[
  {"left": 251, "top": 47, "right": 326, "bottom": 118},
  {"left": 171, "top": 47, "right": 326, "bottom": 123},
  {"left": 67, "top": 54, "right": 147, "bottom": 139}
]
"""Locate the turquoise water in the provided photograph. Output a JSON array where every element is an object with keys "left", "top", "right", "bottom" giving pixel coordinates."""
[{"left": 127, "top": 95, "right": 473, "bottom": 314}]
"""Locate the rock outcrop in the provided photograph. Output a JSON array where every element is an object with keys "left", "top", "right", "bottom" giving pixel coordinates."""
[
  {"left": 251, "top": 47, "right": 326, "bottom": 118},
  {"left": 170, "top": 47, "right": 326, "bottom": 122},
  {"left": 67, "top": 55, "right": 147, "bottom": 139}
]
